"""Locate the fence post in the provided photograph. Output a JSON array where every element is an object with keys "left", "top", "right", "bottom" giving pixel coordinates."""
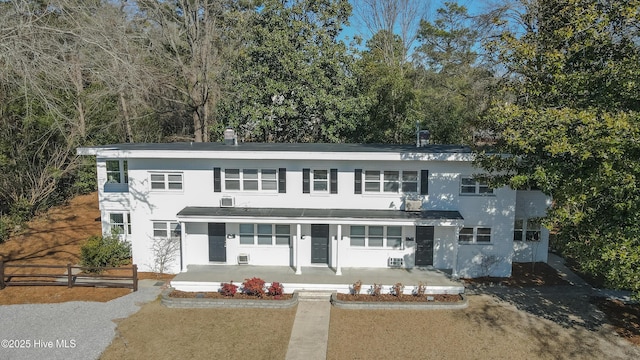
[
  {"left": 0, "top": 260, "right": 5, "bottom": 290},
  {"left": 67, "top": 263, "right": 73, "bottom": 288},
  {"left": 132, "top": 264, "right": 138, "bottom": 292}
]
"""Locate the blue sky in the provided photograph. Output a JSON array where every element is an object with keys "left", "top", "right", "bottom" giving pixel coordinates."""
[{"left": 340, "top": 0, "right": 491, "bottom": 48}]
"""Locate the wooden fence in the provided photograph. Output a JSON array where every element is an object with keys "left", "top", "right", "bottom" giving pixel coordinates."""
[{"left": 0, "top": 261, "right": 138, "bottom": 291}]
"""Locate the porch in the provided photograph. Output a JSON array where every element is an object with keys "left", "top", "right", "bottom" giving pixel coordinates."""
[{"left": 170, "top": 265, "right": 465, "bottom": 294}]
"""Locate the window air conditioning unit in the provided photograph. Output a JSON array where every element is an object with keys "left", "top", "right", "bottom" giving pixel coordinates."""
[
  {"left": 220, "top": 197, "right": 235, "bottom": 208},
  {"left": 405, "top": 199, "right": 422, "bottom": 212},
  {"left": 237, "top": 254, "right": 249, "bottom": 265},
  {"left": 388, "top": 258, "right": 404, "bottom": 268}
]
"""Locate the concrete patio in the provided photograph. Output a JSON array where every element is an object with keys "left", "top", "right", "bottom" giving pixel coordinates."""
[{"left": 170, "top": 265, "right": 464, "bottom": 294}]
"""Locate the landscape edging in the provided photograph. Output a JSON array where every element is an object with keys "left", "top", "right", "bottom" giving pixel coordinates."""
[
  {"left": 330, "top": 293, "right": 468, "bottom": 310},
  {"left": 160, "top": 288, "right": 298, "bottom": 308}
]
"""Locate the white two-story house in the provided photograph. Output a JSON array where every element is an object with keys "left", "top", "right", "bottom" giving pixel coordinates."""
[{"left": 77, "top": 136, "right": 549, "bottom": 278}]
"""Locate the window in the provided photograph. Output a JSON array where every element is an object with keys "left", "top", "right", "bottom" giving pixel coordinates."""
[
  {"left": 239, "top": 223, "right": 254, "bottom": 244},
  {"left": 459, "top": 227, "right": 492, "bottom": 243},
  {"left": 239, "top": 224, "right": 290, "bottom": 246},
  {"left": 313, "top": 170, "right": 328, "bottom": 192},
  {"left": 106, "top": 160, "right": 128, "bottom": 184},
  {"left": 368, "top": 226, "right": 384, "bottom": 247},
  {"left": 363, "top": 170, "right": 420, "bottom": 194},
  {"left": 515, "top": 219, "right": 541, "bottom": 242},
  {"left": 109, "top": 212, "right": 131, "bottom": 235},
  {"left": 153, "top": 221, "right": 180, "bottom": 239},
  {"left": 460, "top": 177, "right": 493, "bottom": 195},
  {"left": 150, "top": 173, "right": 183, "bottom": 190},
  {"left": 224, "top": 169, "right": 278, "bottom": 191},
  {"left": 350, "top": 226, "right": 365, "bottom": 247},
  {"left": 275, "top": 225, "right": 291, "bottom": 245},
  {"left": 350, "top": 225, "right": 403, "bottom": 248},
  {"left": 402, "top": 171, "right": 418, "bottom": 193}
]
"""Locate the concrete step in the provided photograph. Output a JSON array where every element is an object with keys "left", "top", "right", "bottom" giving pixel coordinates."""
[{"left": 296, "top": 290, "right": 334, "bottom": 301}]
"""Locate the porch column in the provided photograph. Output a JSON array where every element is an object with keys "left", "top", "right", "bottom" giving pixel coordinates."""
[
  {"left": 295, "top": 223, "right": 302, "bottom": 275},
  {"left": 335, "top": 224, "right": 342, "bottom": 275},
  {"left": 452, "top": 225, "right": 461, "bottom": 278},
  {"left": 180, "top": 221, "right": 187, "bottom": 272}
]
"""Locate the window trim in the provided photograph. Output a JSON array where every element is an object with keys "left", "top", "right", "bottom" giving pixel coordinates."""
[
  {"left": 149, "top": 172, "right": 183, "bottom": 191},
  {"left": 152, "top": 221, "right": 181, "bottom": 239},
  {"left": 238, "top": 224, "right": 291, "bottom": 246},
  {"left": 460, "top": 176, "right": 494, "bottom": 195},
  {"left": 361, "top": 170, "right": 420, "bottom": 194},
  {"left": 349, "top": 225, "right": 404, "bottom": 249},
  {"left": 458, "top": 226, "right": 492, "bottom": 244},
  {"left": 108, "top": 211, "right": 131, "bottom": 236},
  {"left": 514, "top": 218, "right": 541, "bottom": 242},
  {"left": 223, "top": 168, "right": 279, "bottom": 192},
  {"left": 106, "top": 160, "right": 128, "bottom": 184}
]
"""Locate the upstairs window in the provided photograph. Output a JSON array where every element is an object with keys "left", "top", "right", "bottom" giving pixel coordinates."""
[
  {"left": 313, "top": 170, "right": 328, "bottom": 192},
  {"left": 106, "top": 160, "right": 128, "bottom": 184},
  {"left": 460, "top": 177, "right": 493, "bottom": 195},
  {"left": 224, "top": 169, "right": 278, "bottom": 192},
  {"left": 364, "top": 170, "right": 420, "bottom": 194},
  {"left": 150, "top": 173, "right": 183, "bottom": 191}
]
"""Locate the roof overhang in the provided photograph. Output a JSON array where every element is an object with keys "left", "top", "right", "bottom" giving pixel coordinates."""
[{"left": 176, "top": 207, "right": 464, "bottom": 227}]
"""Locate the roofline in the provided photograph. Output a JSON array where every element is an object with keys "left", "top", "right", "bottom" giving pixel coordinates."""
[{"left": 77, "top": 142, "right": 476, "bottom": 162}]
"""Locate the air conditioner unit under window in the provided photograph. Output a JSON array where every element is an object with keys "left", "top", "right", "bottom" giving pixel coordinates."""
[
  {"left": 237, "top": 254, "right": 249, "bottom": 265},
  {"left": 405, "top": 199, "right": 422, "bottom": 212},
  {"left": 388, "top": 258, "right": 404, "bottom": 268},
  {"left": 220, "top": 197, "right": 235, "bottom": 208}
]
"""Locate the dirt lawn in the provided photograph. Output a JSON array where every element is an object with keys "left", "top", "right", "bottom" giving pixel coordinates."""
[{"left": 0, "top": 193, "right": 170, "bottom": 304}]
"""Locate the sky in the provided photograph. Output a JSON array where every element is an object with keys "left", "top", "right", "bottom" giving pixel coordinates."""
[{"left": 340, "top": 0, "right": 494, "bottom": 50}]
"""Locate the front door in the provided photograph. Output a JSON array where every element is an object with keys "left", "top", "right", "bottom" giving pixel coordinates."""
[
  {"left": 415, "top": 226, "right": 434, "bottom": 266},
  {"left": 311, "top": 224, "right": 329, "bottom": 264},
  {"left": 208, "top": 223, "right": 226, "bottom": 262}
]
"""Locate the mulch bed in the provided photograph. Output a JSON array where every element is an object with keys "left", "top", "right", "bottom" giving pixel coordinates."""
[
  {"left": 169, "top": 290, "right": 293, "bottom": 300},
  {"left": 592, "top": 297, "right": 640, "bottom": 345},
  {"left": 462, "top": 262, "right": 569, "bottom": 287},
  {"left": 336, "top": 293, "right": 462, "bottom": 302}
]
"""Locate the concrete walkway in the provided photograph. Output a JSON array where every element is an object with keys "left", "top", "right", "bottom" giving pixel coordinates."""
[{"left": 285, "top": 291, "right": 333, "bottom": 360}]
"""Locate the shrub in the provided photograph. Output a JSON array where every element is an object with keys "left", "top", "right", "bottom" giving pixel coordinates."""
[
  {"left": 242, "top": 277, "right": 265, "bottom": 297},
  {"left": 268, "top": 281, "right": 284, "bottom": 296},
  {"left": 371, "top": 283, "right": 382, "bottom": 296},
  {"left": 414, "top": 281, "right": 426, "bottom": 296},
  {"left": 0, "top": 216, "right": 10, "bottom": 244},
  {"left": 80, "top": 233, "right": 131, "bottom": 272},
  {"left": 220, "top": 281, "right": 238, "bottom": 296},
  {"left": 392, "top": 282, "right": 404, "bottom": 297},
  {"left": 351, "top": 280, "right": 362, "bottom": 295}
]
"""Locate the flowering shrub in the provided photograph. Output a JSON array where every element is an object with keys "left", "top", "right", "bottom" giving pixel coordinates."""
[
  {"left": 351, "top": 280, "right": 362, "bottom": 295},
  {"left": 414, "top": 282, "right": 426, "bottom": 296},
  {"left": 220, "top": 281, "right": 238, "bottom": 296},
  {"left": 242, "top": 277, "right": 265, "bottom": 297},
  {"left": 268, "top": 281, "right": 284, "bottom": 296},
  {"left": 392, "top": 282, "right": 404, "bottom": 297},
  {"left": 371, "top": 283, "right": 382, "bottom": 296}
]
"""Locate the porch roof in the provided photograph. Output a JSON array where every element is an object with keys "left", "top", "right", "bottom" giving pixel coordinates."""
[{"left": 176, "top": 206, "right": 463, "bottom": 226}]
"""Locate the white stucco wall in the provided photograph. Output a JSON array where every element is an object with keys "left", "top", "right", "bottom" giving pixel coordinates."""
[{"left": 92, "top": 152, "right": 544, "bottom": 277}]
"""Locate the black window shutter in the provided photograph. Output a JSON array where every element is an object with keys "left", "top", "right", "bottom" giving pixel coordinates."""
[
  {"left": 354, "top": 169, "right": 362, "bottom": 194},
  {"left": 303, "top": 168, "right": 310, "bottom": 194},
  {"left": 420, "top": 170, "right": 429, "bottom": 195},
  {"left": 278, "top": 168, "right": 286, "bottom": 193},
  {"left": 330, "top": 169, "right": 338, "bottom": 194},
  {"left": 213, "top": 167, "right": 221, "bottom": 192}
]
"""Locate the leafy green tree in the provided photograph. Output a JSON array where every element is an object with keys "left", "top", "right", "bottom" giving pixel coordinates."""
[
  {"left": 352, "top": 30, "right": 417, "bottom": 144},
  {"left": 218, "top": 0, "right": 365, "bottom": 143},
  {"left": 413, "top": 2, "right": 495, "bottom": 144},
  {"left": 478, "top": 0, "right": 640, "bottom": 297}
]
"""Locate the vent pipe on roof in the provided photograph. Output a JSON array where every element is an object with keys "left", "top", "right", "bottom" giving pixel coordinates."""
[{"left": 224, "top": 128, "right": 238, "bottom": 146}]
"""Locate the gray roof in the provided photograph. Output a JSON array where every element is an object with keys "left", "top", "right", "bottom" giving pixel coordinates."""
[
  {"left": 176, "top": 207, "right": 463, "bottom": 221},
  {"left": 82, "top": 142, "right": 471, "bottom": 154}
]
